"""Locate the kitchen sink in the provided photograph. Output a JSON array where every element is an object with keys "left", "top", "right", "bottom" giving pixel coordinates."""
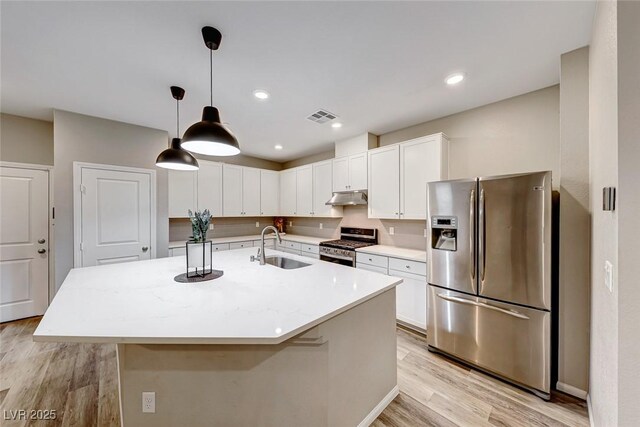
[{"left": 264, "top": 256, "right": 311, "bottom": 270}]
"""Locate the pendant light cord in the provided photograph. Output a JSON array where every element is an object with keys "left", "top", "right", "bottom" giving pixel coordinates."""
[
  {"left": 176, "top": 98, "right": 180, "bottom": 137},
  {"left": 209, "top": 48, "right": 213, "bottom": 106}
]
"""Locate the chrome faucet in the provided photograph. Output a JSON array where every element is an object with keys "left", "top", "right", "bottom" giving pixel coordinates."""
[{"left": 252, "top": 226, "right": 282, "bottom": 265}]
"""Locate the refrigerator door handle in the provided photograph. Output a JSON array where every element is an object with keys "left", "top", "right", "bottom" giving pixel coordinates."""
[
  {"left": 435, "top": 293, "right": 530, "bottom": 320},
  {"left": 470, "top": 188, "right": 476, "bottom": 281},
  {"left": 479, "top": 188, "right": 486, "bottom": 283}
]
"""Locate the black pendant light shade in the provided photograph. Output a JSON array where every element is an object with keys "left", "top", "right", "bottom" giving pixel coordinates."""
[
  {"left": 156, "top": 86, "right": 200, "bottom": 171},
  {"left": 156, "top": 138, "right": 199, "bottom": 171},
  {"left": 180, "top": 26, "right": 241, "bottom": 157},
  {"left": 181, "top": 106, "right": 240, "bottom": 156}
]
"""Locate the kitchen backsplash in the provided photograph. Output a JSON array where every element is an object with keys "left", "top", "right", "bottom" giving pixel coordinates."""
[
  {"left": 169, "top": 206, "right": 427, "bottom": 250},
  {"left": 169, "top": 217, "right": 275, "bottom": 242}
]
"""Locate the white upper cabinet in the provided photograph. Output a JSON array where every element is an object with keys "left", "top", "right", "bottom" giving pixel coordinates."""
[
  {"left": 242, "top": 167, "right": 261, "bottom": 216},
  {"left": 222, "top": 164, "right": 243, "bottom": 216},
  {"left": 332, "top": 153, "right": 368, "bottom": 192},
  {"left": 332, "top": 157, "right": 350, "bottom": 192},
  {"left": 312, "top": 160, "right": 343, "bottom": 217},
  {"left": 368, "top": 133, "right": 449, "bottom": 220},
  {"left": 279, "top": 169, "right": 297, "bottom": 216},
  {"left": 348, "top": 153, "right": 368, "bottom": 191},
  {"left": 295, "top": 165, "right": 313, "bottom": 216},
  {"left": 260, "top": 170, "right": 279, "bottom": 216},
  {"left": 197, "top": 161, "right": 223, "bottom": 217},
  {"left": 400, "top": 134, "right": 448, "bottom": 219},
  {"left": 368, "top": 145, "right": 400, "bottom": 219},
  {"left": 168, "top": 170, "right": 197, "bottom": 218}
]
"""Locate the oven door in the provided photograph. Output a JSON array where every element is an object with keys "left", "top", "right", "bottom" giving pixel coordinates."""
[{"left": 319, "top": 252, "right": 354, "bottom": 267}]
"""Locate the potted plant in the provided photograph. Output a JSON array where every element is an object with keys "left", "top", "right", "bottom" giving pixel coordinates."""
[{"left": 186, "top": 209, "right": 213, "bottom": 277}]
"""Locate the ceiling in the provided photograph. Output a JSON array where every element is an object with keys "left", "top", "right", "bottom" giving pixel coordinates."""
[{"left": 1, "top": 1, "right": 595, "bottom": 162}]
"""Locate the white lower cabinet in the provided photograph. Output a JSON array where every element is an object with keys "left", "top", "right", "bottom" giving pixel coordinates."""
[
  {"left": 389, "top": 268, "right": 427, "bottom": 331},
  {"left": 169, "top": 247, "right": 187, "bottom": 257},
  {"left": 229, "top": 241, "right": 254, "bottom": 250},
  {"left": 357, "top": 253, "right": 427, "bottom": 331},
  {"left": 212, "top": 243, "right": 230, "bottom": 252}
]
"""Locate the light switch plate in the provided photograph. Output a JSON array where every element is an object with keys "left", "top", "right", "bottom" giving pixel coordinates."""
[
  {"left": 319, "top": 223, "right": 323, "bottom": 229},
  {"left": 389, "top": 227, "right": 395, "bottom": 235},
  {"left": 604, "top": 261, "right": 613, "bottom": 292},
  {"left": 209, "top": 224, "right": 214, "bottom": 230},
  {"left": 255, "top": 222, "right": 260, "bottom": 228}
]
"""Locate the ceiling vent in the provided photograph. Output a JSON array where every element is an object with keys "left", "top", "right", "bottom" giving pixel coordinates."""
[{"left": 306, "top": 109, "right": 338, "bottom": 124}]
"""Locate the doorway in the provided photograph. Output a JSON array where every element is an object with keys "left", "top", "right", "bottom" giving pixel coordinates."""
[
  {"left": 0, "top": 164, "right": 51, "bottom": 322},
  {"left": 73, "top": 162, "right": 156, "bottom": 267}
]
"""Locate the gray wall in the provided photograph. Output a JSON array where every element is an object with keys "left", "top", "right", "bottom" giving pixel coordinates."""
[
  {"left": 558, "top": 47, "right": 590, "bottom": 395},
  {"left": 53, "top": 110, "right": 170, "bottom": 289},
  {"left": 0, "top": 113, "right": 53, "bottom": 165},
  {"left": 281, "top": 150, "right": 334, "bottom": 170},
  {"left": 195, "top": 153, "right": 282, "bottom": 171},
  {"left": 588, "top": 2, "right": 619, "bottom": 425},
  {"left": 617, "top": 2, "right": 640, "bottom": 423},
  {"left": 380, "top": 85, "right": 560, "bottom": 186}
]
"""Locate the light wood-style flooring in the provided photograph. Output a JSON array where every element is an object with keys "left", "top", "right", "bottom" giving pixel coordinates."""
[{"left": 0, "top": 317, "right": 589, "bottom": 426}]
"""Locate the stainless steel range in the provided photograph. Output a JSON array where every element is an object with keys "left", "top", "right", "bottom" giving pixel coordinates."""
[{"left": 319, "top": 227, "right": 377, "bottom": 267}]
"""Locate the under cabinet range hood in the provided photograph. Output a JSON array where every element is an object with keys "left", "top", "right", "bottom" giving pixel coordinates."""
[{"left": 325, "top": 191, "right": 368, "bottom": 206}]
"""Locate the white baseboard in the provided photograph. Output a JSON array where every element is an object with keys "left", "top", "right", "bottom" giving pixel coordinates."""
[
  {"left": 556, "top": 381, "right": 588, "bottom": 399},
  {"left": 587, "top": 394, "right": 595, "bottom": 427},
  {"left": 357, "top": 385, "right": 400, "bottom": 427}
]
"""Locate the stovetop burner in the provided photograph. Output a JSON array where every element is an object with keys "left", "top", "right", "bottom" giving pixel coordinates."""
[{"left": 320, "top": 239, "right": 376, "bottom": 250}]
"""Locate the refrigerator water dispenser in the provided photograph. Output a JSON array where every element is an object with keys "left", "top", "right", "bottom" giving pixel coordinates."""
[{"left": 431, "top": 216, "right": 457, "bottom": 251}]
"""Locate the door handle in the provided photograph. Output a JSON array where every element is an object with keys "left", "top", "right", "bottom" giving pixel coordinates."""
[
  {"left": 470, "top": 188, "right": 476, "bottom": 281},
  {"left": 478, "top": 188, "right": 486, "bottom": 283},
  {"left": 436, "top": 293, "right": 529, "bottom": 320},
  {"left": 38, "top": 238, "right": 46, "bottom": 244},
  {"left": 37, "top": 248, "right": 46, "bottom": 254},
  {"left": 142, "top": 246, "right": 149, "bottom": 252}
]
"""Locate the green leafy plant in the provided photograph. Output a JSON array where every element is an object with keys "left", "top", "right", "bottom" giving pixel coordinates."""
[{"left": 188, "top": 209, "right": 212, "bottom": 242}]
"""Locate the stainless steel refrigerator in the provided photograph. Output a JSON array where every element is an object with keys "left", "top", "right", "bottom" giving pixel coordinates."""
[{"left": 426, "top": 171, "right": 552, "bottom": 399}]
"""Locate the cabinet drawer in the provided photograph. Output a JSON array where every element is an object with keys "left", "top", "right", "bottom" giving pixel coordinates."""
[
  {"left": 356, "top": 252, "right": 389, "bottom": 269},
  {"left": 170, "top": 247, "right": 186, "bottom": 257},
  {"left": 389, "top": 257, "right": 426, "bottom": 276},
  {"left": 252, "top": 239, "right": 275, "bottom": 249},
  {"left": 282, "top": 241, "right": 302, "bottom": 251},
  {"left": 229, "top": 241, "right": 254, "bottom": 250},
  {"left": 301, "top": 244, "right": 319, "bottom": 255},
  {"left": 212, "top": 243, "right": 230, "bottom": 252},
  {"left": 356, "top": 263, "right": 388, "bottom": 275}
]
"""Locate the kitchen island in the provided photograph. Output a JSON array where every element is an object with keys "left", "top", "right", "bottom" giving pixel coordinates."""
[{"left": 34, "top": 247, "right": 401, "bottom": 427}]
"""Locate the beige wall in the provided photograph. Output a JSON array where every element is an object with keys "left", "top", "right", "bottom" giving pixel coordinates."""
[
  {"left": 0, "top": 113, "right": 53, "bottom": 165},
  {"left": 281, "top": 150, "right": 334, "bottom": 170},
  {"left": 380, "top": 86, "right": 561, "bottom": 186},
  {"left": 169, "top": 217, "right": 275, "bottom": 242},
  {"left": 588, "top": 1, "right": 618, "bottom": 425},
  {"left": 53, "top": 110, "right": 170, "bottom": 290},
  {"left": 615, "top": 1, "right": 640, "bottom": 425},
  {"left": 558, "top": 47, "right": 590, "bottom": 395},
  {"left": 195, "top": 153, "right": 282, "bottom": 171}
]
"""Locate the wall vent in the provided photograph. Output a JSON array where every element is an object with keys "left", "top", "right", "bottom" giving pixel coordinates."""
[{"left": 306, "top": 109, "right": 338, "bottom": 124}]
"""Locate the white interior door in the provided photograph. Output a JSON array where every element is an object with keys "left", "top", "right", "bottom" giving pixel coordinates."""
[
  {"left": 80, "top": 167, "right": 152, "bottom": 266},
  {"left": 0, "top": 166, "right": 49, "bottom": 322}
]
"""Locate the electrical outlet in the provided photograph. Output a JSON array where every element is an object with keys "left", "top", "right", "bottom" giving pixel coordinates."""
[
  {"left": 209, "top": 223, "right": 214, "bottom": 230},
  {"left": 604, "top": 261, "right": 613, "bottom": 292},
  {"left": 142, "top": 392, "right": 155, "bottom": 413},
  {"left": 389, "top": 227, "right": 395, "bottom": 235},
  {"left": 289, "top": 221, "right": 293, "bottom": 227},
  {"left": 319, "top": 223, "right": 323, "bottom": 230},
  {"left": 255, "top": 222, "right": 260, "bottom": 228}
]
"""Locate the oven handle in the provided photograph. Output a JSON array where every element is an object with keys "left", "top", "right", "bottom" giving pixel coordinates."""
[{"left": 319, "top": 252, "right": 354, "bottom": 262}]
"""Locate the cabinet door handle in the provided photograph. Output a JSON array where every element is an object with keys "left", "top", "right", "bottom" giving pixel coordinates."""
[
  {"left": 38, "top": 238, "right": 46, "bottom": 244},
  {"left": 405, "top": 265, "right": 410, "bottom": 269},
  {"left": 142, "top": 246, "right": 149, "bottom": 252},
  {"left": 37, "top": 248, "right": 46, "bottom": 254}
]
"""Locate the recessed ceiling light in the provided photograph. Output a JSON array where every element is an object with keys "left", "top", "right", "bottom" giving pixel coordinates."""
[
  {"left": 331, "top": 122, "right": 343, "bottom": 128},
  {"left": 274, "top": 144, "right": 283, "bottom": 150},
  {"left": 445, "top": 73, "right": 465, "bottom": 85},
  {"left": 253, "top": 89, "right": 270, "bottom": 100}
]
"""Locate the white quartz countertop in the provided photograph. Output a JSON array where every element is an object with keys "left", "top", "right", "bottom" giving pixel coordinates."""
[
  {"left": 356, "top": 245, "right": 427, "bottom": 263},
  {"left": 168, "top": 234, "right": 326, "bottom": 249},
  {"left": 34, "top": 248, "right": 401, "bottom": 345}
]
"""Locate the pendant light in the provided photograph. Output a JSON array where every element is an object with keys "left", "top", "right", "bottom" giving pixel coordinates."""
[
  {"left": 156, "top": 86, "right": 199, "bottom": 171},
  {"left": 181, "top": 26, "right": 240, "bottom": 156}
]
